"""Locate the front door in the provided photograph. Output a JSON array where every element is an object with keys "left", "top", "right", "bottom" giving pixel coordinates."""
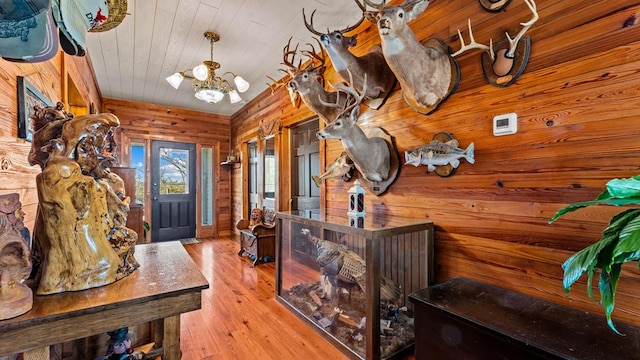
[{"left": 150, "top": 140, "right": 196, "bottom": 242}]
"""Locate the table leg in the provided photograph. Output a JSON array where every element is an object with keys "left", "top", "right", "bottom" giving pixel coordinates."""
[{"left": 163, "top": 315, "right": 182, "bottom": 360}]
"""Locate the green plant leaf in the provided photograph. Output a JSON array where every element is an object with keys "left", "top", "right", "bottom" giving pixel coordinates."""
[
  {"left": 599, "top": 264, "right": 623, "bottom": 334},
  {"left": 548, "top": 198, "right": 640, "bottom": 224},
  {"left": 606, "top": 175, "right": 640, "bottom": 198},
  {"left": 612, "top": 215, "right": 640, "bottom": 263},
  {"left": 604, "top": 209, "right": 640, "bottom": 236},
  {"left": 561, "top": 233, "right": 617, "bottom": 292}
]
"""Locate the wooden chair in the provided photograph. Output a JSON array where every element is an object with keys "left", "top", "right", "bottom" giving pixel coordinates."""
[{"left": 235, "top": 208, "right": 276, "bottom": 266}]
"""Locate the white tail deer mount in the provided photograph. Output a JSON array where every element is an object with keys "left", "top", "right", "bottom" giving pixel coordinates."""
[
  {"left": 316, "top": 73, "right": 399, "bottom": 194},
  {"left": 268, "top": 38, "right": 347, "bottom": 124},
  {"left": 453, "top": 0, "right": 538, "bottom": 86},
  {"left": 303, "top": 0, "right": 396, "bottom": 110},
  {"left": 363, "top": 0, "right": 459, "bottom": 115}
]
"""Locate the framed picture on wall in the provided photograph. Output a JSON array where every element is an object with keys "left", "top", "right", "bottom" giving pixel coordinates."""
[{"left": 17, "top": 76, "right": 53, "bottom": 142}]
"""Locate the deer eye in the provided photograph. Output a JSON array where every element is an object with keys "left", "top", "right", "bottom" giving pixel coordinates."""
[
  {"left": 335, "top": 120, "right": 342, "bottom": 126},
  {"left": 302, "top": 74, "right": 308, "bottom": 80},
  {"left": 336, "top": 34, "right": 342, "bottom": 40},
  {"left": 398, "top": 11, "right": 404, "bottom": 18}
]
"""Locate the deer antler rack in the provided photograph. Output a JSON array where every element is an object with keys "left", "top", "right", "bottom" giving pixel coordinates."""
[
  {"left": 452, "top": 19, "right": 494, "bottom": 61},
  {"left": 303, "top": 6, "right": 365, "bottom": 37},
  {"left": 505, "top": 0, "right": 538, "bottom": 57}
]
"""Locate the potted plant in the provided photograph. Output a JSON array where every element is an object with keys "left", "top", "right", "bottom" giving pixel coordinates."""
[{"left": 549, "top": 175, "right": 640, "bottom": 334}]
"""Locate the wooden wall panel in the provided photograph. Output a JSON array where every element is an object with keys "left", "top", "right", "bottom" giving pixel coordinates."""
[
  {"left": 0, "top": 52, "right": 101, "bottom": 233},
  {"left": 102, "top": 98, "right": 233, "bottom": 235},
  {"left": 231, "top": 0, "right": 640, "bottom": 328}
]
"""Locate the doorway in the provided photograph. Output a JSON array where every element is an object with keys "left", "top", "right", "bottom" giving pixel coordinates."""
[
  {"left": 150, "top": 140, "right": 196, "bottom": 242},
  {"left": 291, "top": 119, "right": 320, "bottom": 212}
]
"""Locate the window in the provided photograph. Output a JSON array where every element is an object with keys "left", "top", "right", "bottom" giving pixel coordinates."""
[
  {"left": 131, "top": 143, "right": 145, "bottom": 206},
  {"left": 264, "top": 137, "right": 276, "bottom": 200},
  {"left": 159, "top": 147, "right": 189, "bottom": 194},
  {"left": 201, "top": 147, "right": 213, "bottom": 226}
]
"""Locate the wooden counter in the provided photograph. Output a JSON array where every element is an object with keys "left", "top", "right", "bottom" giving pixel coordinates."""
[{"left": 0, "top": 241, "right": 209, "bottom": 359}]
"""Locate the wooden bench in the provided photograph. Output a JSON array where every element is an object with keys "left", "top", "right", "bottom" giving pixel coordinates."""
[
  {"left": 409, "top": 277, "right": 640, "bottom": 360},
  {"left": 235, "top": 208, "right": 275, "bottom": 266}
]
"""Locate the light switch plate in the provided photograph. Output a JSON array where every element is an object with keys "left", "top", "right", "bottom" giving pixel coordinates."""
[{"left": 493, "top": 113, "right": 517, "bottom": 136}]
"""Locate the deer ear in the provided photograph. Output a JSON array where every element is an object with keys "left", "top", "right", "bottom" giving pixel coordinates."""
[
  {"left": 350, "top": 104, "right": 361, "bottom": 121},
  {"left": 364, "top": 11, "right": 378, "bottom": 24},
  {"left": 314, "top": 66, "right": 326, "bottom": 75},
  {"left": 348, "top": 35, "right": 358, "bottom": 47},
  {"left": 406, "top": 0, "right": 430, "bottom": 22}
]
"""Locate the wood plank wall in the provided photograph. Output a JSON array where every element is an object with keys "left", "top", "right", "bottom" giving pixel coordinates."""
[
  {"left": 102, "top": 98, "right": 233, "bottom": 235},
  {"left": 231, "top": 0, "right": 640, "bottom": 328},
  {"left": 0, "top": 52, "right": 102, "bottom": 232}
]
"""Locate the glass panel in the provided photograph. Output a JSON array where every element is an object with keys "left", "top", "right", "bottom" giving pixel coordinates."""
[
  {"left": 131, "top": 143, "right": 145, "bottom": 206},
  {"left": 159, "top": 147, "right": 189, "bottom": 194},
  {"left": 201, "top": 147, "right": 213, "bottom": 226},
  {"left": 264, "top": 137, "right": 275, "bottom": 199}
]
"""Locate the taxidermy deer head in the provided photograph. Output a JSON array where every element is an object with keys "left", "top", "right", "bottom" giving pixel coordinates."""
[
  {"left": 303, "top": 0, "right": 396, "bottom": 109},
  {"left": 316, "top": 73, "right": 391, "bottom": 183},
  {"left": 268, "top": 38, "right": 347, "bottom": 124},
  {"left": 452, "top": 0, "right": 538, "bottom": 86},
  {"left": 363, "top": 0, "right": 457, "bottom": 114}
]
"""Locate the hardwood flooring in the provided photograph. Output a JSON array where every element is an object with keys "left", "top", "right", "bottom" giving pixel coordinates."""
[{"left": 179, "top": 236, "right": 416, "bottom": 360}]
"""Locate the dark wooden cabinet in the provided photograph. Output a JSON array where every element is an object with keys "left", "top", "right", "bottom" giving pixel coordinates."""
[
  {"left": 409, "top": 277, "right": 640, "bottom": 360},
  {"left": 110, "top": 167, "right": 145, "bottom": 243}
]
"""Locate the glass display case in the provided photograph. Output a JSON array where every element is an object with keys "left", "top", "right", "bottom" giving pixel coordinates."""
[{"left": 276, "top": 210, "right": 434, "bottom": 360}]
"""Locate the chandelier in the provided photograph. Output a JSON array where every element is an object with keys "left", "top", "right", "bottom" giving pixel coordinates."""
[{"left": 166, "top": 31, "right": 250, "bottom": 104}]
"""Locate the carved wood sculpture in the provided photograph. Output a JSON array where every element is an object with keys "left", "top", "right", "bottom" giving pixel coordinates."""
[
  {"left": 452, "top": 0, "right": 538, "bottom": 86},
  {"left": 0, "top": 193, "right": 32, "bottom": 320},
  {"left": 29, "top": 105, "right": 139, "bottom": 295},
  {"left": 268, "top": 38, "right": 347, "bottom": 124},
  {"left": 316, "top": 73, "right": 399, "bottom": 195},
  {"left": 363, "top": 0, "right": 460, "bottom": 115},
  {"left": 303, "top": 0, "right": 396, "bottom": 110}
]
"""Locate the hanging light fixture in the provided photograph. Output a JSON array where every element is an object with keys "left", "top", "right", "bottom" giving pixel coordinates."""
[{"left": 166, "top": 31, "right": 250, "bottom": 104}]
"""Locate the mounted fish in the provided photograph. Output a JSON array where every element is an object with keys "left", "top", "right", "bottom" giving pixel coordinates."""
[
  {"left": 405, "top": 132, "right": 474, "bottom": 177},
  {"left": 363, "top": 0, "right": 460, "bottom": 115},
  {"left": 268, "top": 38, "right": 347, "bottom": 124},
  {"left": 312, "top": 152, "right": 355, "bottom": 188},
  {"left": 302, "top": 0, "right": 396, "bottom": 110}
]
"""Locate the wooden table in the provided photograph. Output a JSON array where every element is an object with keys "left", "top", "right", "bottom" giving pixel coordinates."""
[{"left": 0, "top": 241, "right": 209, "bottom": 359}]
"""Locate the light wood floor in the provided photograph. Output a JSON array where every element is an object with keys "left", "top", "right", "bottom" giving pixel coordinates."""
[{"left": 179, "top": 236, "right": 416, "bottom": 360}]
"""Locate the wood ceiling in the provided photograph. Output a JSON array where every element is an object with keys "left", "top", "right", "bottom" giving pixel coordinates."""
[{"left": 86, "top": 0, "right": 364, "bottom": 116}]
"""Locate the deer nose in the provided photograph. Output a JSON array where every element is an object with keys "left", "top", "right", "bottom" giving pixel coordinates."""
[
  {"left": 316, "top": 132, "right": 325, "bottom": 140},
  {"left": 320, "top": 34, "right": 329, "bottom": 43}
]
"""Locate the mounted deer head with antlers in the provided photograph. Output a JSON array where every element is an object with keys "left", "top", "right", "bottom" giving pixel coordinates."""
[
  {"left": 363, "top": 0, "right": 459, "bottom": 115},
  {"left": 303, "top": 0, "right": 396, "bottom": 110},
  {"left": 268, "top": 37, "right": 347, "bottom": 124},
  {"left": 452, "top": 0, "right": 538, "bottom": 86},
  {"left": 316, "top": 73, "right": 391, "bottom": 184}
]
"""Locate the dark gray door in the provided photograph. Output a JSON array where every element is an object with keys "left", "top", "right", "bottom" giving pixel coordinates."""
[
  {"left": 150, "top": 140, "right": 196, "bottom": 242},
  {"left": 291, "top": 120, "right": 320, "bottom": 211}
]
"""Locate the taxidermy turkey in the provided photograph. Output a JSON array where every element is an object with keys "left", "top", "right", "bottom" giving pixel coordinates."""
[{"left": 301, "top": 229, "right": 402, "bottom": 304}]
